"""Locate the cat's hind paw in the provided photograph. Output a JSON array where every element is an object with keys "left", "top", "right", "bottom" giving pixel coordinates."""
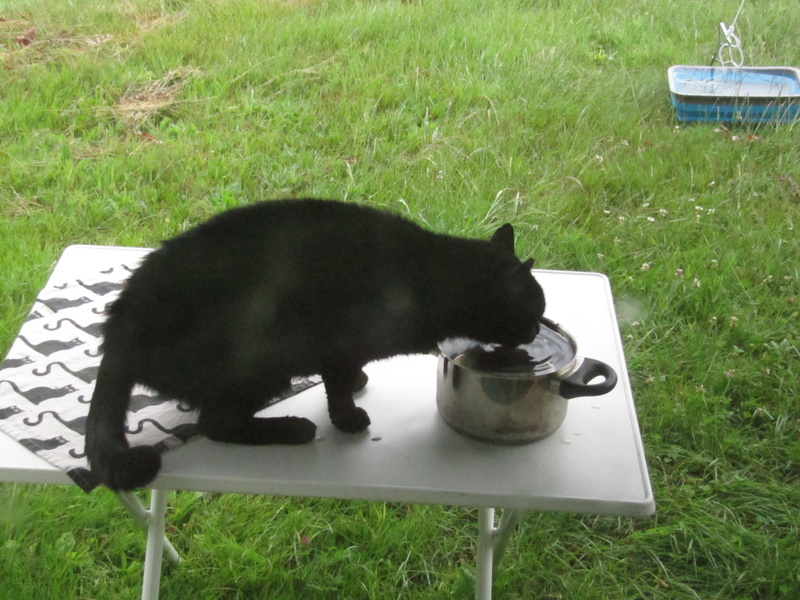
[
  {"left": 271, "top": 416, "right": 317, "bottom": 444},
  {"left": 332, "top": 407, "right": 371, "bottom": 434}
]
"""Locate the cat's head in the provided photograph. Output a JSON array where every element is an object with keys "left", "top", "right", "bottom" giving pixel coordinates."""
[{"left": 473, "top": 224, "right": 546, "bottom": 347}]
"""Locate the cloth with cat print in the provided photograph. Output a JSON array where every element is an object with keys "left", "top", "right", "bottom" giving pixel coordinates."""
[{"left": 0, "top": 262, "right": 320, "bottom": 492}]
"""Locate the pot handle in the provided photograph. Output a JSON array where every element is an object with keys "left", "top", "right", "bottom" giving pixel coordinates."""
[{"left": 559, "top": 358, "right": 618, "bottom": 400}]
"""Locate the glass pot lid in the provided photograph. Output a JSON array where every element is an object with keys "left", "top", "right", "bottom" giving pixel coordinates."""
[{"left": 440, "top": 318, "right": 577, "bottom": 376}]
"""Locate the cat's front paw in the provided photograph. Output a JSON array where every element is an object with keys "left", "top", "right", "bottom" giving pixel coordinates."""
[{"left": 332, "top": 407, "right": 371, "bottom": 434}]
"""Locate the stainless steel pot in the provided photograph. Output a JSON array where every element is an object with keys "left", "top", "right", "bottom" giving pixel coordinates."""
[{"left": 436, "top": 318, "right": 617, "bottom": 444}]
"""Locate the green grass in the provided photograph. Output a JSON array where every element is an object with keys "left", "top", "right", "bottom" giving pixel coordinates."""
[{"left": 1, "top": 0, "right": 799, "bottom": 598}]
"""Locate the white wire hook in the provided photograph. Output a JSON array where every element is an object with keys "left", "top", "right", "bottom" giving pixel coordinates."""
[
  {"left": 716, "top": 21, "right": 744, "bottom": 67},
  {"left": 711, "top": 0, "right": 747, "bottom": 67}
]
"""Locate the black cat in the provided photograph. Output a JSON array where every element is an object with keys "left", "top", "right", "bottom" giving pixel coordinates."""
[
  {"left": 33, "top": 361, "right": 99, "bottom": 383},
  {"left": 18, "top": 336, "right": 84, "bottom": 356},
  {"left": 1, "top": 356, "right": 33, "bottom": 370},
  {"left": 37, "top": 296, "right": 91, "bottom": 312},
  {"left": 24, "top": 410, "right": 86, "bottom": 435},
  {"left": 85, "top": 199, "right": 546, "bottom": 491},
  {"left": 44, "top": 318, "right": 103, "bottom": 338},
  {"left": 0, "top": 380, "right": 78, "bottom": 404}
]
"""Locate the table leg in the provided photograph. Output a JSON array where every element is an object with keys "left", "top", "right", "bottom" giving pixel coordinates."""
[
  {"left": 141, "top": 489, "right": 169, "bottom": 600},
  {"left": 115, "top": 490, "right": 179, "bottom": 600},
  {"left": 475, "top": 507, "right": 495, "bottom": 600},
  {"left": 475, "top": 508, "right": 523, "bottom": 600},
  {"left": 115, "top": 490, "right": 181, "bottom": 565},
  {"left": 492, "top": 509, "right": 521, "bottom": 569}
]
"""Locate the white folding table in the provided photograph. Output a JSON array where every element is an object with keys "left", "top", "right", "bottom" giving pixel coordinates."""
[{"left": 0, "top": 245, "right": 655, "bottom": 600}]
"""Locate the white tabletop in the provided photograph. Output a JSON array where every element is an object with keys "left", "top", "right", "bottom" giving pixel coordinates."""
[{"left": 0, "top": 245, "right": 654, "bottom": 517}]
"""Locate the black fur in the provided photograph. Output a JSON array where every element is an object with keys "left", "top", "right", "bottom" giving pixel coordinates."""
[{"left": 85, "top": 199, "right": 545, "bottom": 490}]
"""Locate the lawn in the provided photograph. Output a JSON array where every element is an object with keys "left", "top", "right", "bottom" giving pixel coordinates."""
[{"left": 1, "top": 0, "right": 798, "bottom": 598}]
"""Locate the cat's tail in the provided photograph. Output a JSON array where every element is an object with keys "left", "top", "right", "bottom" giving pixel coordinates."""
[{"left": 85, "top": 350, "right": 161, "bottom": 491}]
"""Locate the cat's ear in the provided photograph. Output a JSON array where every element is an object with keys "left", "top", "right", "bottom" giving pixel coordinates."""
[
  {"left": 521, "top": 258, "right": 534, "bottom": 270},
  {"left": 490, "top": 223, "right": 515, "bottom": 253}
]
